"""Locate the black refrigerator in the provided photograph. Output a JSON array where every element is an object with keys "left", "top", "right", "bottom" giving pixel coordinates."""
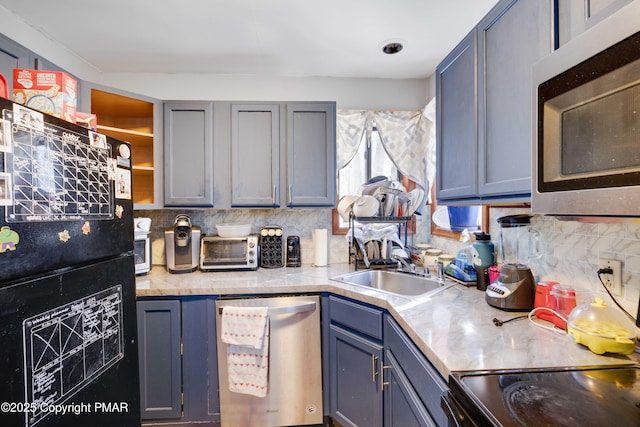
[{"left": 0, "top": 98, "right": 140, "bottom": 426}]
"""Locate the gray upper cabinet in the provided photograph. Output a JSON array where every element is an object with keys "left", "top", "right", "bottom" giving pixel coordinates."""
[
  {"left": 164, "top": 102, "right": 214, "bottom": 207},
  {"left": 286, "top": 103, "right": 336, "bottom": 207},
  {"left": 0, "top": 34, "right": 83, "bottom": 104},
  {"left": 436, "top": 0, "right": 553, "bottom": 203},
  {"left": 477, "top": 0, "right": 553, "bottom": 198},
  {"left": 557, "top": 0, "right": 635, "bottom": 46},
  {"left": 231, "top": 103, "right": 281, "bottom": 207},
  {"left": 0, "top": 34, "right": 32, "bottom": 95},
  {"left": 230, "top": 101, "right": 336, "bottom": 208},
  {"left": 436, "top": 30, "right": 478, "bottom": 201}
]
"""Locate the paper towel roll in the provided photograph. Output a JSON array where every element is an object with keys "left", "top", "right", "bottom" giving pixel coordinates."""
[{"left": 312, "top": 228, "right": 328, "bottom": 267}]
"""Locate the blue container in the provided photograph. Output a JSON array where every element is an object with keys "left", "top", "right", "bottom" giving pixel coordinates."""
[{"left": 447, "top": 206, "right": 480, "bottom": 231}]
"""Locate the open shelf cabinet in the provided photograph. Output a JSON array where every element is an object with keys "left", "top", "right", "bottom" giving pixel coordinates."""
[{"left": 90, "top": 89, "right": 156, "bottom": 206}]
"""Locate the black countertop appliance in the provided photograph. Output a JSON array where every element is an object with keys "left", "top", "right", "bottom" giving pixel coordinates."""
[
  {"left": 442, "top": 365, "right": 640, "bottom": 426},
  {"left": 286, "top": 235, "right": 301, "bottom": 267},
  {"left": 0, "top": 98, "right": 141, "bottom": 426}
]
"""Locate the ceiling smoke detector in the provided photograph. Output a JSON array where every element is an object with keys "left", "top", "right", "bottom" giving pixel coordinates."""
[{"left": 382, "top": 42, "right": 404, "bottom": 55}]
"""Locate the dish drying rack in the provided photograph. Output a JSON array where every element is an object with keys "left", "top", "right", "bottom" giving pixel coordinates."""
[{"left": 348, "top": 214, "right": 414, "bottom": 270}]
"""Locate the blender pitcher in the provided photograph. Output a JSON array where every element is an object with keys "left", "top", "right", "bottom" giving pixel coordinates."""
[
  {"left": 499, "top": 215, "right": 539, "bottom": 267},
  {"left": 486, "top": 215, "right": 539, "bottom": 311}
]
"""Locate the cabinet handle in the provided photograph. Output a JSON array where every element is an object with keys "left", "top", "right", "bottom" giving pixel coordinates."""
[
  {"left": 287, "top": 184, "right": 292, "bottom": 206},
  {"left": 371, "top": 355, "right": 378, "bottom": 383},
  {"left": 272, "top": 185, "right": 277, "bottom": 205},
  {"left": 380, "top": 359, "right": 391, "bottom": 391}
]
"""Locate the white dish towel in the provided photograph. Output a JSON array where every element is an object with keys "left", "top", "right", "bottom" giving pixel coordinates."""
[{"left": 220, "top": 306, "right": 269, "bottom": 397}]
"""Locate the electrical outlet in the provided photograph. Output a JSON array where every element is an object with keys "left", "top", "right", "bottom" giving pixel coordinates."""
[{"left": 599, "top": 258, "right": 622, "bottom": 296}]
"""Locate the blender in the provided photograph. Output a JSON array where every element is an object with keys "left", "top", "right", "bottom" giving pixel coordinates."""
[{"left": 486, "top": 215, "right": 539, "bottom": 311}]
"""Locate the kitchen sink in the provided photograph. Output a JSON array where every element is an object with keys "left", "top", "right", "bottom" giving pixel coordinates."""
[{"left": 331, "top": 270, "right": 451, "bottom": 297}]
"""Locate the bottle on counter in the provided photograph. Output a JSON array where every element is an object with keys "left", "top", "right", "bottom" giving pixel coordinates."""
[{"left": 472, "top": 231, "right": 495, "bottom": 291}]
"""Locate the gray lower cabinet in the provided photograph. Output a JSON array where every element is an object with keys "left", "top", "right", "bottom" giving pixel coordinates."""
[
  {"left": 230, "top": 101, "right": 336, "bottom": 208},
  {"left": 327, "top": 295, "right": 384, "bottom": 426},
  {"left": 137, "top": 298, "right": 220, "bottom": 426},
  {"left": 383, "top": 316, "right": 448, "bottom": 427},
  {"left": 557, "top": 0, "right": 635, "bottom": 46},
  {"left": 325, "top": 295, "right": 447, "bottom": 427},
  {"left": 436, "top": 0, "right": 553, "bottom": 204},
  {"left": 384, "top": 350, "right": 434, "bottom": 427},
  {"left": 137, "top": 300, "right": 182, "bottom": 420},
  {"left": 164, "top": 102, "right": 215, "bottom": 207}
]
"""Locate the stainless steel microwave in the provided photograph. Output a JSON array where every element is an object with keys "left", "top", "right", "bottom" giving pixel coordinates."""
[
  {"left": 200, "top": 235, "right": 259, "bottom": 271},
  {"left": 532, "top": 2, "right": 640, "bottom": 218}
]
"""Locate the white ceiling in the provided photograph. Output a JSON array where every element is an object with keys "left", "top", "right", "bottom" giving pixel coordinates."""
[{"left": 0, "top": 0, "right": 499, "bottom": 79}]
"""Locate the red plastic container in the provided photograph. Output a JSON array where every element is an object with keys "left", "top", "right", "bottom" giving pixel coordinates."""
[{"left": 0, "top": 73, "right": 8, "bottom": 99}]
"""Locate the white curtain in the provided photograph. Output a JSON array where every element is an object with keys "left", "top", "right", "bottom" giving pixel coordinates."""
[
  {"left": 336, "top": 97, "right": 436, "bottom": 203},
  {"left": 336, "top": 110, "right": 370, "bottom": 170}
]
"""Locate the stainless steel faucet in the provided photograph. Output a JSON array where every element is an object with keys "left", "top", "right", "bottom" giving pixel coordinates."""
[
  {"left": 436, "top": 260, "right": 445, "bottom": 284},
  {"left": 392, "top": 255, "right": 415, "bottom": 274}
]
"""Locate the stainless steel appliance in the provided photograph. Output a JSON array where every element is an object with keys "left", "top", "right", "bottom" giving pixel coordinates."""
[
  {"left": 0, "top": 99, "right": 140, "bottom": 426},
  {"left": 134, "top": 217, "right": 152, "bottom": 275},
  {"left": 164, "top": 214, "right": 200, "bottom": 273},
  {"left": 486, "top": 215, "right": 538, "bottom": 311},
  {"left": 200, "top": 235, "right": 259, "bottom": 271},
  {"left": 442, "top": 365, "right": 640, "bottom": 427},
  {"left": 216, "top": 295, "right": 323, "bottom": 426},
  {"left": 532, "top": 1, "right": 640, "bottom": 218}
]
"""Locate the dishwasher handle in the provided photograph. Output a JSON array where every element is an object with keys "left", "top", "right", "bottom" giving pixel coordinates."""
[{"left": 218, "top": 301, "right": 316, "bottom": 316}]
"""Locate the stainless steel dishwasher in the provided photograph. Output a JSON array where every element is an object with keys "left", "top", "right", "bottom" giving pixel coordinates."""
[{"left": 216, "top": 295, "right": 323, "bottom": 427}]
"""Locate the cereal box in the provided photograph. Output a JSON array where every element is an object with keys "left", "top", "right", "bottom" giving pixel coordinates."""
[{"left": 12, "top": 68, "right": 77, "bottom": 123}]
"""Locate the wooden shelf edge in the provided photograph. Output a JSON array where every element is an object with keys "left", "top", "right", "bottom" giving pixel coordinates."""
[
  {"left": 97, "top": 124, "right": 154, "bottom": 138},
  {"left": 132, "top": 165, "right": 155, "bottom": 171}
]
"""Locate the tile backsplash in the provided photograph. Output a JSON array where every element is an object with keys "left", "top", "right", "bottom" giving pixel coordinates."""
[
  {"left": 135, "top": 208, "right": 349, "bottom": 268},
  {"left": 426, "top": 207, "right": 640, "bottom": 315},
  {"left": 136, "top": 206, "right": 640, "bottom": 314}
]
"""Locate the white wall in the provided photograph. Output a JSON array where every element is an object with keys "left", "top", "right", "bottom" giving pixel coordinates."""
[
  {"left": 0, "top": 5, "right": 431, "bottom": 111},
  {"left": 98, "top": 73, "right": 430, "bottom": 110}
]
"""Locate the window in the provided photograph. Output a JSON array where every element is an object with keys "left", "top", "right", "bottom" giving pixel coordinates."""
[
  {"left": 333, "top": 126, "right": 418, "bottom": 234},
  {"left": 337, "top": 126, "right": 398, "bottom": 200}
]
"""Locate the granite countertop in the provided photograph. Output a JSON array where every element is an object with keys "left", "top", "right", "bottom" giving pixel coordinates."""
[{"left": 136, "top": 264, "right": 639, "bottom": 379}]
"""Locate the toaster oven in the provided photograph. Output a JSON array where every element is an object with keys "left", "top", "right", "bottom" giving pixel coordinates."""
[{"left": 200, "top": 235, "right": 259, "bottom": 271}]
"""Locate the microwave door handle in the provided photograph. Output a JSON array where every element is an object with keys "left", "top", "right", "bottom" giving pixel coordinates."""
[{"left": 218, "top": 301, "right": 316, "bottom": 316}]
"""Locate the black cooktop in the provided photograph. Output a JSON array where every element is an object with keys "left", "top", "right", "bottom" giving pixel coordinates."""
[{"left": 449, "top": 365, "right": 640, "bottom": 427}]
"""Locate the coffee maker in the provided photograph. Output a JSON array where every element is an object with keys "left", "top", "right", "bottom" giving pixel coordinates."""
[
  {"left": 165, "top": 215, "right": 201, "bottom": 273},
  {"left": 486, "top": 215, "right": 539, "bottom": 311},
  {"left": 286, "top": 235, "right": 301, "bottom": 267}
]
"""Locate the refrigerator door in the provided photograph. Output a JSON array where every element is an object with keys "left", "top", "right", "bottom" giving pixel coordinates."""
[
  {"left": 0, "top": 98, "right": 133, "bottom": 283},
  {"left": 216, "top": 295, "right": 323, "bottom": 427},
  {"left": 0, "top": 254, "right": 140, "bottom": 427}
]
